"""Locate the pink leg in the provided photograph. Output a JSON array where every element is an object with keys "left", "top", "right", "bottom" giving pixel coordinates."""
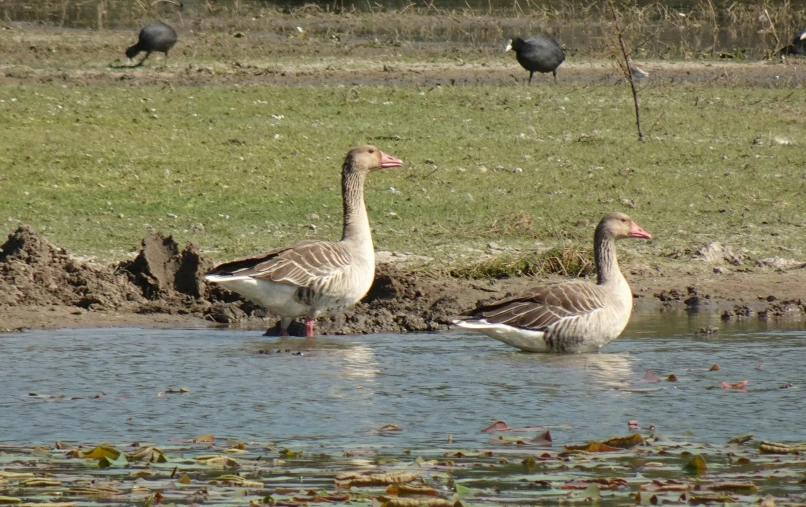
[{"left": 304, "top": 318, "right": 316, "bottom": 338}]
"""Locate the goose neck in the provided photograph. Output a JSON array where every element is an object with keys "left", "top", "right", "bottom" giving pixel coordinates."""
[
  {"left": 340, "top": 168, "right": 370, "bottom": 243},
  {"left": 594, "top": 229, "right": 622, "bottom": 286}
]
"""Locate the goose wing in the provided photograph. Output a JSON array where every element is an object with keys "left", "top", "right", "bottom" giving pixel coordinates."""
[
  {"left": 470, "top": 281, "right": 605, "bottom": 331},
  {"left": 206, "top": 240, "right": 352, "bottom": 288}
]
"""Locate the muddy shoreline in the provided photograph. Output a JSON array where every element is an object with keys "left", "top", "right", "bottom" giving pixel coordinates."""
[{"left": 1, "top": 226, "right": 804, "bottom": 334}]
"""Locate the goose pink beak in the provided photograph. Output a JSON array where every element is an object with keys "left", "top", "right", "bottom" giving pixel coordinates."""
[
  {"left": 380, "top": 151, "right": 404, "bottom": 168},
  {"left": 629, "top": 221, "right": 651, "bottom": 240}
]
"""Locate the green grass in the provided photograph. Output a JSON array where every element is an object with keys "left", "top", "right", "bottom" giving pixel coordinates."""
[{"left": 1, "top": 78, "right": 805, "bottom": 266}]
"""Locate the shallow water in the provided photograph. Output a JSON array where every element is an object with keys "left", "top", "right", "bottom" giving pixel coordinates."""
[{"left": 1, "top": 311, "right": 804, "bottom": 448}]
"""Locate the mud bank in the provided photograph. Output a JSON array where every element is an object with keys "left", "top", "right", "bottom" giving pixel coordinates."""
[{"left": 1, "top": 226, "right": 805, "bottom": 333}]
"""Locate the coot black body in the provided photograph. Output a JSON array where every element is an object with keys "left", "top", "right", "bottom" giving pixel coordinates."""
[
  {"left": 780, "top": 30, "right": 806, "bottom": 56},
  {"left": 126, "top": 23, "right": 178, "bottom": 62},
  {"left": 505, "top": 36, "right": 565, "bottom": 83}
]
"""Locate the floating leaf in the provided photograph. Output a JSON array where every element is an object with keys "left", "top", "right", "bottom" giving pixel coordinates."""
[
  {"left": 709, "top": 364, "right": 720, "bottom": 371},
  {"left": 727, "top": 434, "right": 753, "bottom": 444},
  {"left": 759, "top": 441, "right": 806, "bottom": 454},
  {"left": 194, "top": 434, "right": 215, "bottom": 443},
  {"left": 386, "top": 484, "right": 439, "bottom": 497},
  {"left": 564, "top": 441, "right": 621, "bottom": 453},
  {"left": 603, "top": 434, "right": 643, "bottom": 448},
  {"left": 20, "top": 478, "right": 62, "bottom": 487},
  {"left": 377, "top": 497, "right": 455, "bottom": 507},
  {"left": 481, "top": 421, "right": 510, "bottom": 433},
  {"left": 98, "top": 452, "right": 128, "bottom": 469},
  {"left": 667, "top": 374, "right": 678, "bottom": 382},
  {"left": 640, "top": 480, "right": 690, "bottom": 492},
  {"left": 338, "top": 471, "right": 421, "bottom": 487},
  {"left": 81, "top": 445, "right": 121, "bottom": 461},
  {"left": 179, "top": 473, "right": 191, "bottom": 484},
  {"left": 683, "top": 454, "right": 707, "bottom": 474},
  {"left": 0, "top": 497, "right": 21, "bottom": 504},
  {"left": 721, "top": 380, "right": 748, "bottom": 389},
  {"left": 31, "top": 447, "right": 51, "bottom": 458},
  {"left": 689, "top": 494, "right": 736, "bottom": 503},
  {"left": 379, "top": 424, "right": 402, "bottom": 432},
  {"left": 708, "top": 481, "right": 757, "bottom": 492},
  {"left": 643, "top": 370, "right": 661, "bottom": 383},
  {"left": 522, "top": 430, "right": 552, "bottom": 447}
]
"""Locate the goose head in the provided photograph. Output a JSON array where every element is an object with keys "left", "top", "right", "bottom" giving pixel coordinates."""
[
  {"left": 597, "top": 212, "right": 651, "bottom": 241},
  {"left": 343, "top": 145, "right": 403, "bottom": 175}
]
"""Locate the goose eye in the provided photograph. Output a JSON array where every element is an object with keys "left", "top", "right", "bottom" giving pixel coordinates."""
[
  {"left": 621, "top": 218, "right": 627, "bottom": 222},
  {"left": 368, "top": 149, "right": 375, "bottom": 153}
]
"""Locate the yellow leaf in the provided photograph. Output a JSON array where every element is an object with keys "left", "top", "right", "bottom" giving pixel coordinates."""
[
  {"left": 195, "top": 434, "right": 215, "bottom": 443},
  {"left": 81, "top": 445, "right": 120, "bottom": 460},
  {"left": 683, "top": 454, "right": 707, "bottom": 474},
  {"left": 0, "top": 497, "right": 21, "bottom": 504},
  {"left": 20, "top": 479, "right": 61, "bottom": 487},
  {"left": 179, "top": 474, "right": 191, "bottom": 485},
  {"left": 603, "top": 434, "right": 644, "bottom": 449}
]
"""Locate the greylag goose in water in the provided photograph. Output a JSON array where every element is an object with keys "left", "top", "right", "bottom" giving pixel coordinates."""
[
  {"left": 453, "top": 213, "right": 651, "bottom": 353},
  {"left": 204, "top": 145, "right": 404, "bottom": 338},
  {"left": 505, "top": 36, "right": 565, "bottom": 83},
  {"left": 126, "top": 23, "right": 178, "bottom": 63}
]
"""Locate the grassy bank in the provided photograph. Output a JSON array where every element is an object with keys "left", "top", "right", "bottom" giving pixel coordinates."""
[{"left": 1, "top": 74, "right": 804, "bottom": 268}]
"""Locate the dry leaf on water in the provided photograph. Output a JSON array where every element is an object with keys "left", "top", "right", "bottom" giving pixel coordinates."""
[
  {"left": 387, "top": 484, "right": 439, "bottom": 497},
  {"left": 643, "top": 370, "right": 661, "bottom": 383},
  {"left": 759, "top": 441, "right": 806, "bottom": 454},
  {"left": 603, "top": 434, "right": 644, "bottom": 448},
  {"left": 377, "top": 497, "right": 457, "bottom": 507},
  {"left": 727, "top": 434, "right": 753, "bottom": 445},
  {"left": 709, "top": 364, "right": 720, "bottom": 371},
  {"left": 521, "top": 430, "right": 552, "bottom": 447},
  {"left": 337, "top": 471, "right": 421, "bottom": 488},
  {"left": 480, "top": 420, "right": 510, "bottom": 433},
  {"left": 564, "top": 442, "right": 622, "bottom": 453},
  {"left": 721, "top": 380, "right": 748, "bottom": 389},
  {"left": 379, "top": 424, "right": 402, "bottom": 432}
]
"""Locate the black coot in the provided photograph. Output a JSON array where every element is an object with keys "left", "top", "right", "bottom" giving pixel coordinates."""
[
  {"left": 780, "top": 30, "right": 806, "bottom": 56},
  {"left": 126, "top": 23, "right": 178, "bottom": 62},
  {"left": 505, "top": 36, "right": 565, "bottom": 83}
]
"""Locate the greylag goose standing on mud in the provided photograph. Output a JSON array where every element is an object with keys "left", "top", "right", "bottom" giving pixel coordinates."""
[
  {"left": 126, "top": 23, "right": 178, "bottom": 62},
  {"left": 505, "top": 36, "right": 565, "bottom": 83},
  {"left": 453, "top": 213, "right": 651, "bottom": 353},
  {"left": 205, "top": 145, "right": 404, "bottom": 338}
]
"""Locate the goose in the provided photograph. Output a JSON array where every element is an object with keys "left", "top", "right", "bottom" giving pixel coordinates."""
[
  {"left": 453, "top": 213, "right": 651, "bottom": 353},
  {"left": 204, "top": 145, "right": 404, "bottom": 338},
  {"left": 505, "top": 36, "right": 565, "bottom": 84},
  {"left": 126, "top": 23, "right": 178, "bottom": 63},
  {"left": 780, "top": 29, "right": 806, "bottom": 58}
]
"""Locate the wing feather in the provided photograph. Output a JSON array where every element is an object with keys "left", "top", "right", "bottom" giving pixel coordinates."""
[
  {"left": 470, "top": 281, "right": 606, "bottom": 331},
  {"left": 205, "top": 240, "right": 353, "bottom": 289}
]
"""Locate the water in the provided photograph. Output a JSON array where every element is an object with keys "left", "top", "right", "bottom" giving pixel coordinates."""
[{"left": 1, "top": 312, "right": 804, "bottom": 449}]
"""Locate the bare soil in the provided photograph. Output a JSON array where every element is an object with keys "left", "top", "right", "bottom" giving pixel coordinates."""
[{"left": 1, "top": 226, "right": 804, "bottom": 334}]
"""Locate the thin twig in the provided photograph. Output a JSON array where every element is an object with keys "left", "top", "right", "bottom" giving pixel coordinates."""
[{"left": 607, "top": 0, "right": 644, "bottom": 141}]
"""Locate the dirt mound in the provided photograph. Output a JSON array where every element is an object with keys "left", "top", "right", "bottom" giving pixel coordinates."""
[
  {"left": 0, "top": 226, "right": 481, "bottom": 333},
  {"left": 119, "top": 233, "right": 210, "bottom": 301},
  {"left": 0, "top": 226, "right": 143, "bottom": 310}
]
